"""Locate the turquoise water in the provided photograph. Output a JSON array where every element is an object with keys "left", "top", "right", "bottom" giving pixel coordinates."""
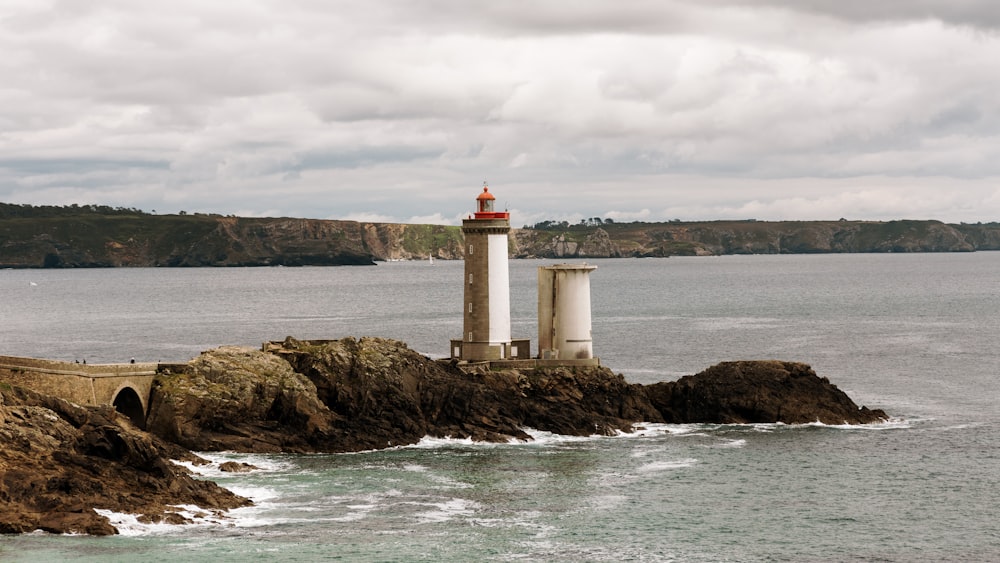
[{"left": 2, "top": 255, "right": 998, "bottom": 561}]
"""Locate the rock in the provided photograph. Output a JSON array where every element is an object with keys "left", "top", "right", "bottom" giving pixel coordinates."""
[
  {"left": 1, "top": 340, "right": 890, "bottom": 536},
  {"left": 644, "top": 360, "right": 888, "bottom": 424},
  {"left": 272, "top": 337, "right": 663, "bottom": 445},
  {"left": 275, "top": 336, "right": 529, "bottom": 449},
  {"left": 145, "top": 345, "right": 334, "bottom": 453},
  {"left": 146, "top": 339, "right": 885, "bottom": 456},
  {"left": 219, "top": 461, "right": 257, "bottom": 473},
  {"left": 0, "top": 386, "right": 250, "bottom": 536},
  {"left": 513, "top": 366, "right": 663, "bottom": 435},
  {"left": 145, "top": 338, "right": 664, "bottom": 453}
]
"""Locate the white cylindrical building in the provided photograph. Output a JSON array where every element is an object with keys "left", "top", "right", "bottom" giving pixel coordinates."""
[{"left": 538, "top": 264, "right": 597, "bottom": 360}]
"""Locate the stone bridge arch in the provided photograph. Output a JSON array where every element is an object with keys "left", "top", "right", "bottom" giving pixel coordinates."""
[
  {"left": 0, "top": 356, "right": 157, "bottom": 427},
  {"left": 111, "top": 385, "right": 147, "bottom": 429}
]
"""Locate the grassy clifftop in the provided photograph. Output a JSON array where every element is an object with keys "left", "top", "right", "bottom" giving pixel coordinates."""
[
  {"left": 0, "top": 204, "right": 463, "bottom": 267},
  {"left": 513, "top": 219, "right": 1000, "bottom": 258},
  {"left": 2, "top": 202, "right": 999, "bottom": 267}
]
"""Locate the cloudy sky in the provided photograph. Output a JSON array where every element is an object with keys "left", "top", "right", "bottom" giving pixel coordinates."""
[{"left": 2, "top": 1, "right": 999, "bottom": 226}]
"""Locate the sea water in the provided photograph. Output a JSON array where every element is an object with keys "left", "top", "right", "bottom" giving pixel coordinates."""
[{"left": 1, "top": 255, "right": 998, "bottom": 561}]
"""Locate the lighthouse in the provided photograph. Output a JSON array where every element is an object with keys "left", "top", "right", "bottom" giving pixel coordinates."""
[{"left": 451, "top": 183, "right": 520, "bottom": 361}]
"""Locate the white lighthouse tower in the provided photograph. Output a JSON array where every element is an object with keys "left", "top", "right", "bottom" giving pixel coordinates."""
[{"left": 451, "top": 183, "right": 514, "bottom": 361}]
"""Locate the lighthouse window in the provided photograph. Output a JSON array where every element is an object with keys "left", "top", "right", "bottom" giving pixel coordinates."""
[
  {"left": 469, "top": 273, "right": 473, "bottom": 284},
  {"left": 468, "top": 302, "right": 473, "bottom": 313},
  {"left": 468, "top": 244, "right": 473, "bottom": 255},
  {"left": 468, "top": 331, "right": 473, "bottom": 342}
]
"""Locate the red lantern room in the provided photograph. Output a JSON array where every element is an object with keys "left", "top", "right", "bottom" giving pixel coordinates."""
[{"left": 474, "top": 183, "right": 509, "bottom": 219}]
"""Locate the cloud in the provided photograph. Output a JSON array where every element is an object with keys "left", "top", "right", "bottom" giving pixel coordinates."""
[
  {"left": 406, "top": 212, "right": 461, "bottom": 226},
  {"left": 0, "top": 1, "right": 998, "bottom": 224},
  {"left": 334, "top": 211, "right": 398, "bottom": 223},
  {"left": 714, "top": 0, "right": 1000, "bottom": 29}
]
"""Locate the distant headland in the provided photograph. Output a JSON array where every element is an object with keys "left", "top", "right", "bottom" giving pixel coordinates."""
[{"left": 2, "top": 202, "right": 999, "bottom": 268}]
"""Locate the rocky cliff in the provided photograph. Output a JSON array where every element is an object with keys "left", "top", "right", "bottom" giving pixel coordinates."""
[
  {"left": 0, "top": 209, "right": 464, "bottom": 267},
  {"left": 144, "top": 337, "right": 886, "bottom": 455},
  {"left": 146, "top": 338, "right": 663, "bottom": 453},
  {"left": 513, "top": 219, "right": 999, "bottom": 258},
  {"left": 3, "top": 202, "right": 999, "bottom": 267},
  {"left": 0, "top": 385, "right": 249, "bottom": 535}
]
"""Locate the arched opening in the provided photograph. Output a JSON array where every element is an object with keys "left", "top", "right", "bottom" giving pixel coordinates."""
[{"left": 112, "top": 387, "right": 146, "bottom": 430}]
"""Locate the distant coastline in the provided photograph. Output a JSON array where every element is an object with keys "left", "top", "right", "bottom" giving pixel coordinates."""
[{"left": 2, "top": 202, "right": 999, "bottom": 268}]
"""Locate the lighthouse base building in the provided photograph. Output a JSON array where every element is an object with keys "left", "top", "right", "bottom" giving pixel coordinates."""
[{"left": 538, "top": 264, "right": 597, "bottom": 361}]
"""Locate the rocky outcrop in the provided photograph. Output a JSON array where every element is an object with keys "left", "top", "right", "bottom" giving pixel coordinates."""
[
  {"left": 0, "top": 386, "right": 250, "bottom": 535},
  {"left": 144, "top": 338, "right": 886, "bottom": 455},
  {"left": 146, "top": 338, "right": 659, "bottom": 453},
  {"left": 1, "top": 338, "right": 888, "bottom": 536},
  {"left": 145, "top": 346, "right": 334, "bottom": 453},
  {"left": 512, "top": 227, "right": 624, "bottom": 258},
  {"left": 645, "top": 360, "right": 887, "bottom": 424}
]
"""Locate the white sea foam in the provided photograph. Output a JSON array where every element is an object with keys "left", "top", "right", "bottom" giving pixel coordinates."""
[
  {"left": 94, "top": 505, "right": 236, "bottom": 536},
  {"left": 800, "top": 417, "right": 912, "bottom": 430},
  {"left": 520, "top": 428, "right": 604, "bottom": 444},
  {"left": 714, "top": 438, "right": 747, "bottom": 448},
  {"left": 330, "top": 501, "right": 379, "bottom": 523},
  {"left": 172, "top": 452, "right": 296, "bottom": 479},
  {"left": 404, "top": 429, "right": 598, "bottom": 450},
  {"left": 407, "top": 435, "right": 481, "bottom": 448},
  {"left": 90, "top": 476, "right": 303, "bottom": 536},
  {"left": 618, "top": 422, "right": 708, "bottom": 437},
  {"left": 468, "top": 510, "right": 555, "bottom": 539},
  {"left": 635, "top": 458, "right": 699, "bottom": 473},
  {"left": 224, "top": 484, "right": 282, "bottom": 503},
  {"left": 426, "top": 472, "right": 475, "bottom": 490},
  {"left": 409, "top": 497, "right": 479, "bottom": 523},
  {"left": 404, "top": 422, "right": 748, "bottom": 450},
  {"left": 100, "top": 454, "right": 295, "bottom": 536}
]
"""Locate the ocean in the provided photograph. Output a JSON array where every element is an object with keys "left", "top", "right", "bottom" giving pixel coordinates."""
[{"left": 1, "top": 254, "right": 998, "bottom": 561}]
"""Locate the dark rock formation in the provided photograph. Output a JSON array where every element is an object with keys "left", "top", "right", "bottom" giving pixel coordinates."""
[
  {"left": 645, "top": 360, "right": 887, "bottom": 424},
  {"left": 144, "top": 338, "right": 886, "bottom": 456},
  {"left": 280, "top": 335, "right": 656, "bottom": 447},
  {"left": 0, "top": 385, "right": 250, "bottom": 535},
  {"left": 146, "top": 338, "right": 659, "bottom": 453}
]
